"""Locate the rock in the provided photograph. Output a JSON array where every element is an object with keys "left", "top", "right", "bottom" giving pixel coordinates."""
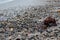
[
  {"left": 46, "top": 38, "right": 51, "bottom": 40},
  {"left": 44, "top": 16, "right": 57, "bottom": 27},
  {"left": 46, "top": 29, "right": 52, "bottom": 33},
  {"left": 42, "top": 31, "right": 49, "bottom": 37},
  {"left": 50, "top": 32, "right": 55, "bottom": 37},
  {"left": 53, "top": 29, "right": 59, "bottom": 33},
  {"left": 16, "top": 38, "right": 20, "bottom": 40},
  {"left": 51, "top": 37, "right": 57, "bottom": 40},
  {"left": 40, "top": 25, "right": 47, "bottom": 30}
]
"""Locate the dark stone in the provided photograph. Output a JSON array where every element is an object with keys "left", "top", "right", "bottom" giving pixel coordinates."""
[
  {"left": 16, "top": 38, "right": 20, "bottom": 40},
  {"left": 44, "top": 16, "right": 57, "bottom": 27},
  {"left": 9, "top": 39, "right": 12, "bottom": 40}
]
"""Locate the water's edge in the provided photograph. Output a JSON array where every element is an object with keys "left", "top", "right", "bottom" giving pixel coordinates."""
[{"left": 0, "top": 0, "right": 48, "bottom": 9}]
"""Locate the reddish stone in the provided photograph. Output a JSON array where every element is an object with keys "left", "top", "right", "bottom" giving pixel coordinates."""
[{"left": 44, "top": 17, "right": 57, "bottom": 27}]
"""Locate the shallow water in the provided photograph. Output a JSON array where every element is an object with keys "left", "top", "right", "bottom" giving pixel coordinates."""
[
  {"left": 0, "top": 0, "right": 48, "bottom": 9},
  {"left": 0, "top": 0, "right": 14, "bottom": 4}
]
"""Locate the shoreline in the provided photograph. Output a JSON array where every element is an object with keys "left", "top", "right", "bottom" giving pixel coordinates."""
[
  {"left": 0, "top": 0, "right": 48, "bottom": 9},
  {"left": 0, "top": 5, "right": 52, "bottom": 21}
]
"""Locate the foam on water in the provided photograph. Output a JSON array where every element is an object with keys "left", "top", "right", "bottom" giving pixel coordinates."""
[
  {"left": 0, "top": 0, "right": 14, "bottom": 4},
  {"left": 0, "top": 0, "right": 48, "bottom": 9}
]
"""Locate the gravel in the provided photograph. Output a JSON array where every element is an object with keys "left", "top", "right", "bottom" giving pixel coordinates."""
[{"left": 0, "top": 5, "right": 60, "bottom": 40}]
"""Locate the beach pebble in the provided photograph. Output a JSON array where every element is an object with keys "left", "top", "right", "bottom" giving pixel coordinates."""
[
  {"left": 50, "top": 37, "right": 57, "bottom": 40},
  {"left": 46, "top": 38, "right": 51, "bottom": 40},
  {"left": 46, "top": 29, "right": 52, "bottom": 33}
]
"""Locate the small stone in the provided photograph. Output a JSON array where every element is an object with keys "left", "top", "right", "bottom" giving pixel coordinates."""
[
  {"left": 41, "top": 25, "right": 47, "bottom": 30},
  {"left": 51, "top": 37, "right": 57, "bottom": 40},
  {"left": 46, "top": 38, "right": 51, "bottom": 40},
  {"left": 46, "top": 29, "right": 52, "bottom": 33}
]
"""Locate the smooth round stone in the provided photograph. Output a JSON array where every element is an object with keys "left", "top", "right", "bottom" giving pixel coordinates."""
[
  {"left": 50, "top": 37, "right": 57, "bottom": 40},
  {"left": 46, "top": 29, "right": 52, "bottom": 33},
  {"left": 42, "top": 31, "right": 49, "bottom": 37},
  {"left": 16, "top": 38, "right": 20, "bottom": 40},
  {"left": 53, "top": 29, "right": 59, "bottom": 33},
  {"left": 46, "top": 38, "right": 51, "bottom": 40},
  {"left": 50, "top": 32, "right": 55, "bottom": 37}
]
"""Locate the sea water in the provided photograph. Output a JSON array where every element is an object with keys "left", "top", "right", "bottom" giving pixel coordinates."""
[
  {"left": 0, "top": 0, "right": 48, "bottom": 9},
  {"left": 0, "top": 0, "right": 14, "bottom": 4}
]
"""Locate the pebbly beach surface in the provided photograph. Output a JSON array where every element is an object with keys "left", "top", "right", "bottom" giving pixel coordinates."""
[
  {"left": 0, "top": 0, "right": 60, "bottom": 40},
  {"left": 0, "top": 5, "right": 60, "bottom": 40}
]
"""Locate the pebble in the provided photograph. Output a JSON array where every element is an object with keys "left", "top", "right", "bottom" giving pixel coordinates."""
[
  {"left": 46, "top": 29, "right": 52, "bottom": 33},
  {"left": 50, "top": 37, "right": 57, "bottom": 40},
  {"left": 46, "top": 37, "right": 51, "bottom": 40}
]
